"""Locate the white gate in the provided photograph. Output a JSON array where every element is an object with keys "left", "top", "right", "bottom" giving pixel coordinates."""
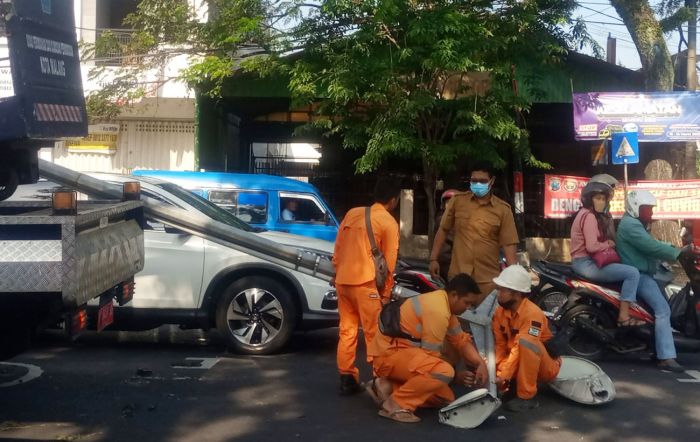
[{"left": 50, "top": 120, "right": 195, "bottom": 173}]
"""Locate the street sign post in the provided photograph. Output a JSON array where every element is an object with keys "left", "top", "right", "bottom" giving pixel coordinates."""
[{"left": 611, "top": 132, "right": 639, "bottom": 197}]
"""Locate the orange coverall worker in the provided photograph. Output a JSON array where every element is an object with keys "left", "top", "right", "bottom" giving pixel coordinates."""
[
  {"left": 492, "top": 298, "right": 561, "bottom": 399},
  {"left": 369, "top": 290, "right": 477, "bottom": 411},
  {"left": 333, "top": 203, "right": 399, "bottom": 382}
]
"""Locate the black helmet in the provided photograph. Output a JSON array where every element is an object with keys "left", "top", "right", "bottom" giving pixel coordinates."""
[
  {"left": 590, "top": 174, "right": 619, "bottom": 190},
  {"left": 581, "top": 181, "right": 613, "bottom": 208}
]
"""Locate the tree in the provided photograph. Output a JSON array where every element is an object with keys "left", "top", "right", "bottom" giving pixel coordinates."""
[
  {"left": 283, "top": 0, "right": 584, "bottom": 242},
  {"left": 84, "top": 0, "right": 592, "bottom": 245},
  {"left": 81, "top": 0, "right": 275, "bottom": 119},
  {"left": 597, "top": 1, "right": 698, "bottom": 243}
]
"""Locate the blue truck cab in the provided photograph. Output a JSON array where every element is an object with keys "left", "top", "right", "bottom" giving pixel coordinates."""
[{"left": 132, "top": 170, "right": 339, "bottom": 242}]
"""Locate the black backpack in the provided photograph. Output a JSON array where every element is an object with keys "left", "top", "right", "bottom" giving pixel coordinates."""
[{"left": 379, "top": 297, "right": 420, "bottom": 343}]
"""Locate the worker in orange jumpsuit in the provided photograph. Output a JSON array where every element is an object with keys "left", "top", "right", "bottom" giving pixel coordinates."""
[
  {"left": 492, "top": 265, "right": 561, "bottom": 411},
  {"left": 367, "top": 274, "right": 488, "bottom": 423},
  {"left": 332, "top": 177, "right": 401, "bottom": 395}
]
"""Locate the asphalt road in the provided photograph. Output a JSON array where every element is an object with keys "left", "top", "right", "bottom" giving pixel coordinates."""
[{"left": 1, "top": 327, "right": 699, "bottom": 442}]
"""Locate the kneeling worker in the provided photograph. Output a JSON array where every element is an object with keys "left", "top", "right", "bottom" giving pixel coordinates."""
[
  {"left": 492, "top": 265, "right": 561, "bottom": 411},
  {"left": 368, "top": 274, "right": 488, "bottom": 423}
]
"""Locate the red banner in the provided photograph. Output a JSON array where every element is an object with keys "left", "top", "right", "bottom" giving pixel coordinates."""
[{"left": 544, "top": 174, "right": 700, "bottom": 219}]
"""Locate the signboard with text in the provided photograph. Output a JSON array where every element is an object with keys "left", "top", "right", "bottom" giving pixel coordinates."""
[
  {"left": 544, "top": 174, "right": 700, "bottom": 219},
  {"left": 65, "top": 124, "right": 119, "bottom": 154},
  {"left": 573, "top": 92, "right": 700, "bottom": 142}
]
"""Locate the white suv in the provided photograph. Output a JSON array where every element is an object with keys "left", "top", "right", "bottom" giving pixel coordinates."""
[{"left": 14, "top": 175, "right": 338, "bottom": 355}]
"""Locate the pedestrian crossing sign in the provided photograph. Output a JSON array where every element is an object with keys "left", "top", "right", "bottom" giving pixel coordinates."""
[{"left": 611, "top": 132, "right": 639, "bottom": 165}]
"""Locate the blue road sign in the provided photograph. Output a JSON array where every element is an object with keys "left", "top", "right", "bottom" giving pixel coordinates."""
[{"left": 611, "top": 132, "right": 639, "bottom": 165}]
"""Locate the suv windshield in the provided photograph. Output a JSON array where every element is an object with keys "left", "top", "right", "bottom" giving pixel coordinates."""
[{"left": 157, "top": 182, "right": 254, "bottom": 232}]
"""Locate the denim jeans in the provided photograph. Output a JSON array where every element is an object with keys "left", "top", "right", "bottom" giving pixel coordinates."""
[
  {"left": 637, "top": 273, "right": 677, "bottom": 360},
  {"left": 571, "top": 257, "right": 640, "bottom": 302}
]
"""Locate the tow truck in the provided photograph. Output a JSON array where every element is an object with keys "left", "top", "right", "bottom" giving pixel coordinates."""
[{"left": 0, "top": 1, "right": 144, "bottom": 359}]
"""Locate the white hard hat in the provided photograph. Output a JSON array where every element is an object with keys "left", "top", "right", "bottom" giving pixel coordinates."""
[
  {"left": 625, "top": 190, "right": 657, "bottom": 218},
  {"left": 492, "top": 265, "right": 532, "bottom": 293}
]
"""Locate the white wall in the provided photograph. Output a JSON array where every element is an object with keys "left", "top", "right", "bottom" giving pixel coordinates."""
[
  {"left": 0, "top": 1, "right": 197, "bottom": 101},
  {"left": 50, "top": 119, "right": 196, "bottom": 174}
]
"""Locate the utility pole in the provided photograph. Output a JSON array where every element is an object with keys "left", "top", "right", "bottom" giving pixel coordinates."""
[
  {"left": 689, "top": 0, "right": 698, "bottom": 91},
  {"left": 688, "top": 0, "right": 699, "bottom": 179},
  {"left": 606, "top": 33, "right": 617, "bottom": 65}
]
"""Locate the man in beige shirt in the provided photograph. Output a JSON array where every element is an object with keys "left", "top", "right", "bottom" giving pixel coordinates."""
[{"left": 429, "top": 162, "right": 519, "bottom": 300}]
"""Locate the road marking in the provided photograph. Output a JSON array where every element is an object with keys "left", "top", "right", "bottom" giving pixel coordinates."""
[
  {"left": 0, "top": 362, "right": 43, "bottom": 387},
  {"left": 171, "top": 357, "right": 220, "bottom": 370},
  {"left": 677, "top": 370, "right": 700, "bottom": 383}
]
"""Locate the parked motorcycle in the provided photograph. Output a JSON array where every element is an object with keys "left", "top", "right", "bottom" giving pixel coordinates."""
[
  {"left": 530, "top": 260, "right": 683, "bottom": 317},
  {"left": 539, "top": 248, "right": 700, "bottom": 361},
  {"left": 394, "top": 259, "right": 444, "bottom": 294}
]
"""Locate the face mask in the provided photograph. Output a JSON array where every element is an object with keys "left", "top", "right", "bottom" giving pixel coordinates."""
[
  {"left": 497, "top": 297, "right": 517, "bottom": 309},
  {"left": 639, "top": 206, "right": 654, "bottom": 224},
  {"left": 471, "top": 182, "right": 490, "bottom": 198},
  {"left": 593, "top": 198, "right": 607, "bottom": 213}
]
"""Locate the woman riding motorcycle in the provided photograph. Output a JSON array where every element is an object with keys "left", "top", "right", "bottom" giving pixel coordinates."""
[
  {"left": 570, "top": 181, "right": 642, "bottom": 327},
  {"left": 616, "top": 190, "right": 687, "bottom": 372}
]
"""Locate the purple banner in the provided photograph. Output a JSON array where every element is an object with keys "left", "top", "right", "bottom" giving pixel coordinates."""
[{"left": 573, "top": 92, "right": 700, "bottom": 142}]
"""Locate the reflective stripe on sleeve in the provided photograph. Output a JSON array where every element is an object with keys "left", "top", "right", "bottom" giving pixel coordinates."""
[
  {"left": 431, "top": 372, "right": 453, "bottom": 384},
  {"left": 447, "top": 325, "right": 462, "bottom": 336},
  {"left": 421, "top": 341, "right": 443, "bottom": 352},
  {"left": 519, "top": 338, "right": 541, "bottom": 355}
]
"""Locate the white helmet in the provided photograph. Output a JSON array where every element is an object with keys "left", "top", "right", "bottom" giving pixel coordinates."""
[
  {"left": 590, "top": 174, "right": 619, "bottom": 190},
  {"left": 626, "top": 190, "right": 657, "bottom": 218},
  {"left": 493, "top": 265, "right": 532, "bottom": 293}
]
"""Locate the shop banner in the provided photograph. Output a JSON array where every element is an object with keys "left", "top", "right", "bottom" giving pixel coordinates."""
[
  {"left": 544, "top": 174, "right": 700, "bottom": 219},
  {"left": 573, "top": 92, "right": 700, "bottom": 142},
  {"left": 65, "top": 124, "right": 119, "bottom": 154}
]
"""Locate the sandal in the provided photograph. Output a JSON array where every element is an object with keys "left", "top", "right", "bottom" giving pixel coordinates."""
[
  {"left": 365, "top": 380, "right": 385, "bottom": 406},
  {"left": 617, "top": 317, "right": 646, "bottom": 328},
  {"left": 378, "top": 408, "right": 421, "bottom": 423}
]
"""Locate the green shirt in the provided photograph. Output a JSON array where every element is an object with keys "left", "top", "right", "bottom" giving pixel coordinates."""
[{"left": 616, "top": 215, "right": 680, "bottom": 275}]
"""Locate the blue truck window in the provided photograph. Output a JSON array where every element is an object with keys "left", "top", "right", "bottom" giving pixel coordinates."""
[
  {"left": 208, "top": 190, "right": 267, "bottom": 224},
  {"left": 237, "top": 192, "right": 267, "bottom": 224},
  {"left": 279, "top": 195, "right": 325, "bottom": 223}
]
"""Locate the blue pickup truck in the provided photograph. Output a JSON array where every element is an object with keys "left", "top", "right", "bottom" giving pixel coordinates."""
[{"left": 132, "top": 170, "right": 340, "bottom": 242}]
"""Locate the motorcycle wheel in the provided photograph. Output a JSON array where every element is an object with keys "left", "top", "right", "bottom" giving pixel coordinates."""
[
  {"left": 533, "top": 287, "right": 570, "bottom": 316},
  {"left": 560, "top": 304, "right": 614, "bottom": 361}
]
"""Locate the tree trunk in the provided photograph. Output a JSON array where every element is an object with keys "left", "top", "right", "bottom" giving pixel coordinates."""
[
  {"left": 610, "top": 0, "right": 674, "bottom": 91},
  {"left": 612, "top": 0, "right": 694, "bottom": 246},
  {"left": 422, "top": 157, "right": 438, "bottom": 250}
]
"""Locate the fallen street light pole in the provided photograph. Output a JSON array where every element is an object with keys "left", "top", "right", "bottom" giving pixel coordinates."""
[{"left": 38, "top": 160, "right": 335, "bottom": 283}]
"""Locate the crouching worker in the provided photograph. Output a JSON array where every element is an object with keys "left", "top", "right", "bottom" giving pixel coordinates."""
[
  {"left": 367, "top": 274, "right": 488, "bottom": 423},
  {"left": 492, "top": 265, "right": 561, "bottom": 411}
]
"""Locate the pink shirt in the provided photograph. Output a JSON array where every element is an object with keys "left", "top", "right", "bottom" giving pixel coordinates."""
[{"left": 570, "top": 208, "right": 611, "bottom": 259}]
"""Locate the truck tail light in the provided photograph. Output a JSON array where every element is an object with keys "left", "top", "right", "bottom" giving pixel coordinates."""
[
  {"left": 123, "top": 181, "right": 141, "bottom": 201},
  {"left": 118, "top": 279, "right": 134, "bottom": 306},
  {"left": 70, "top": 308, "right": 88, "bottom": 336},
  {"left": 52, "top": 190, "right": 78, "bottom": 215}
]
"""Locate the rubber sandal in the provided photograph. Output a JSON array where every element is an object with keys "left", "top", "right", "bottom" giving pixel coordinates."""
[
  {"left": 617, "top": 317, "right": 646, "bottom": 328},
  {"left": 365, "top": 380, "right": 385, "bottom": 407},
  {"left": 378, "top": 408, "right": 421, "bottom": 423}
]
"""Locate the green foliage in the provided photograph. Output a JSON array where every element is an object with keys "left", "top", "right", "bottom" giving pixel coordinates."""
[
  {"left": 285, "top": 0, "right": 579, "bottom": 175},
  {"left": 83, "top": 0, "right": 274, "bottom": 120},
  {"left": 85, "top": 0, "right": 592, "bottom": 175}
]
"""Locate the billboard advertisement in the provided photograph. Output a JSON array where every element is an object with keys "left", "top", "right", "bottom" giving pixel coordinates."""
[
  {"left": 573, "top": 92, "right": 700, "bottom": 142},
  {"left": 544, "top": 174, "right": 700, "bottom": 220}
]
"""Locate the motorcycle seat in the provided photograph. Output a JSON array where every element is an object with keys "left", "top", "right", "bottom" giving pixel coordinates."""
[{"left": 536, "top": 260, "right": 621, "bottom": 292}]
